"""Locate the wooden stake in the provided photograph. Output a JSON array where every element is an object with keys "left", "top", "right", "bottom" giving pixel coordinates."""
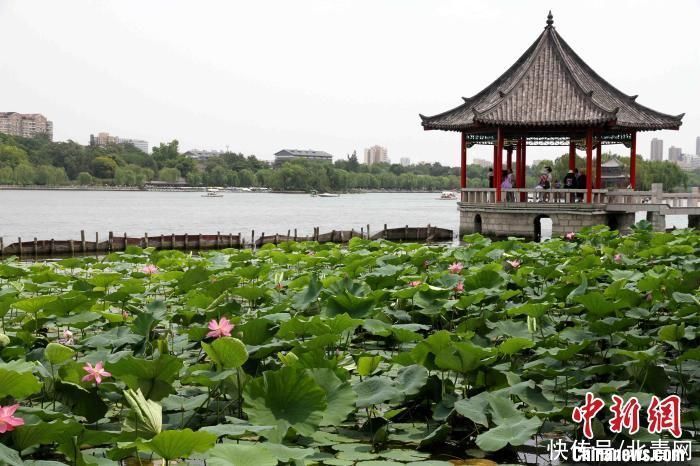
[
  {"left": 18, "top": 237, "right": 22, "bottom": 257},
  {"left": 144, "top": 232, "right": 149, "bottom": 248},
  {"left": 81, "top": 230, "right": 86, "bottom": 253},
  {"left": 184, "top": 233, "right": 189, "bottom": 250}
]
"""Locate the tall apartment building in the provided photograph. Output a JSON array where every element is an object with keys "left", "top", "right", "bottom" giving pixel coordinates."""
[
  {"left": 696, "top": 136, "right": 700, "bottom": 156},
  {"left": 668, "top": 146, "right": 682, "bottom": 162},
  {"left": 90, "top": 132, "right": 149, "bottom": 153},
  {"left": 0, "top": 112, "right": 53, "bottom": 140},
  {"left": 650, "top": 138, "right": 663, "bottom": 161},
  {"left": 364, "top": 145, "right": 389, "bottom": 165}
]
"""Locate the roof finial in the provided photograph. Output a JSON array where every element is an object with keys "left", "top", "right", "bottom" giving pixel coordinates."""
[{"left": 546, "top": 10, "right": 554, "bottom": 28}]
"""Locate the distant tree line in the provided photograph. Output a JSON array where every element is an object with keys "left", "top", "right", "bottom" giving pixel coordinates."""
[{"left": 0, "top": 133, "right": 694, "bottom": 192}]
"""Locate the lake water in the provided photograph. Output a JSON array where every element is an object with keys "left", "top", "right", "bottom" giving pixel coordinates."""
[{"left": 0, "top": 190, "right": 688, "bottom": 243}]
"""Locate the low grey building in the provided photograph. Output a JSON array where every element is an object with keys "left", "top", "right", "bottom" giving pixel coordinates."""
[{"left": 274, "top": 149, "right": 333, "bottom": 164}]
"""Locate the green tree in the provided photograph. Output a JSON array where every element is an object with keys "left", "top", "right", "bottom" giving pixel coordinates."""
[
  {"left": 237, "top": 169, "right": 256, "bottom": 187},
  {"left": 0, "top": 144, "right": 29, "bottom": 168},
  {"left": 13, "top": 164, "right": 36, "bottom": 185},
  {"left": 0, "top": 166, "right": 13, "bottom": 184},
  {"left": 158, "top": 167, "right": 181, "bottom": 182},
  {"left": 92, "top": 156, "right": 118, "bottom": 178},
  {"left": 77, "top": 172, "right": 93, "bottom": 185}
]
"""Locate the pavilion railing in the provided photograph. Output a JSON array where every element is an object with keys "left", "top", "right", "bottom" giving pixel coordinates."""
[
  {"left": 460, "top": 187, "right": 700, "bottom": 208},
  {"left": 460, "top": 188, "right": 607, "bottom": 205}
]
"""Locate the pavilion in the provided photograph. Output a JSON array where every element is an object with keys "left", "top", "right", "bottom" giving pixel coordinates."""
[{"left": 420, "top": 12, "right": 684, "bottom": 239}]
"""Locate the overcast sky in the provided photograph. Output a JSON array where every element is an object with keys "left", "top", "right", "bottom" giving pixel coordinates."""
[{"left": 1, "top": 0, "right": 698, "bottom": 165}]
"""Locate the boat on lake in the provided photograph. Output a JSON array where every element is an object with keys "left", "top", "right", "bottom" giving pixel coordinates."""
[
  {"left": 439, "top": 191, "right": 457, "bottom": 200},
  {"left": 202, "top": 188, "right": 224, "bottom": 198}
]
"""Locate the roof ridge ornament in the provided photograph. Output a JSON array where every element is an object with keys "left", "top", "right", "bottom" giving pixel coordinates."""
[{"left": 545, "top": 10, "right": 554, "bottom": 28}]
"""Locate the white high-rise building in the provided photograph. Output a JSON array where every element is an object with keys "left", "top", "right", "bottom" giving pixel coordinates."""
[
  {"left": 650, "top": 138, "right": 663, "bottom": 161},
  {"left": 364, "top": 145, "right": 389, "bottom": 165},
  {"left": 668, "top": 146, "right": 682, "bottom": 162},
  {"left": 696, "top": 136, "right": 700, "bottom": 156},
  {"left": 399, "top": 157, "right": 410, "bottom": 166}
]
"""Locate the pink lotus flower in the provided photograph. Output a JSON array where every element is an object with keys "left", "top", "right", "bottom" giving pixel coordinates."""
[
  {"left": 565, "top": 232, "right": 576, "bottom": 240},
  {"left": 59, "top": 329, "right": 74, "bottom": 345},
  {"left": 275, "top": 283, "right": 284, "bottom": 290},
  {"left": 506, "top": 259, "right": 521, "bottom": 269},
  {"left": 409, "top": 280, "right": 422, "bottom": 287},
  {"left": 454, "top": 281, "right": 464, "bottom": 293},
  {"left": 142, "top": 264, "right": 158, "bottom": 274},
  {"left": 614, "top": 254, "right": 622, "bottom": 263},
  {"left": 207, "top": 316, "right": 233, "bottom": 339},
  {"left": 82, "top": 362, "right": 111, "bottom": 385},
  {"left": 448, "top": 262, "right": 464, "bottom": 274},
  {"left": 0, "top": 404, "right": 24, "bottom": 433}
]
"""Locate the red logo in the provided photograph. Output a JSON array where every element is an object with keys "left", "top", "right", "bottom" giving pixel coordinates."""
[
  {"left": 572, "top": 392, "right": 605, "bottom": 439},
  {"left": 572, "top": 392, "right": 683, "bottom": 439}
]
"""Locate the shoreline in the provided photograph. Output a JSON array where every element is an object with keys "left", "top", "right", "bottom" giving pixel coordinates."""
[{"left": 0, "top": 185, "right": 447, "bottom": 194}]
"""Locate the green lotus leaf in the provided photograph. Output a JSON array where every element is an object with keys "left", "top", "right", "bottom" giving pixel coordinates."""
[
  {"left": 11, "top": 420, "right": 83, "bottom": 451},
  {"left": 356, "top": 355, "right": 382, "bottom": 377},
  {"left": 395, "top": 364, "right": 428, "bottom": 396},
  {"left": 475, "top": 415, "right": 543, "bottom": 451},
  {"left": 243, "top": 367, "right": 327, "bottom": 439},
  {"left": 137, "top": 429, "right": 216, "bottom": 460},
  {"left": 0, "top": 361, "right": 42, "bottom": 399},
  {"left": 107, "top": 354, "right": 183, "bottom": 400},
  {"left": 498, "top": 337, "right": 535, "bottom": 356},
  {"left": 454, "top": 392, "right": 489, "bottom": 427},
  {"left": 203, "top": 337, "right": 249, "bottom": 369},
  {"left": 0, "top": 444, "right": 23, "bottom": 466},
  {"left": 207, "top": 444, "right": 277, "bottom": 466},
  {"left": 12, "top": 296, "right": 57, "bottom": 314},
  {"left": 354, "top": 376, "right": 402, "bottom": 408},
  {"left": 45, "top": 343, "right": 75, "bottom": 365},
  {"left": 309, "top": 368, "right": 357, "bottom": 426}
]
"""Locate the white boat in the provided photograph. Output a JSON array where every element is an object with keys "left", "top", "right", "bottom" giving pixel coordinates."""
[
  {"left": 318, "top": 192, "right": 340, "bottom": 198},
  {"left": 202, "top": 188, "right": 224, "bottom": 198},
  {"left": 439, "top": 191, "right": 457, "bottom": 200}
]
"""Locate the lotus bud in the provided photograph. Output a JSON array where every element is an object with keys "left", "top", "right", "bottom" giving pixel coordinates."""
[
  {"left": 527, "top": 316, "right": 537, "bottom": 334},
  {"left": 0, "top": 333, "right": 10, "bottom": 347}
]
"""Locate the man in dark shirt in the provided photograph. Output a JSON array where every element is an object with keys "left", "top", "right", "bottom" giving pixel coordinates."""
[
  {"left": 564, "top": 169, "right": 576, "bottom": 203},
  {"left": 576, "top": 169, "right": 587, "bottom": 202}
]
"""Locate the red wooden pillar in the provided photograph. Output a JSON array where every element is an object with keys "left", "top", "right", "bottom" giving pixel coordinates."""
[
  {"left": 585, "top": 129, "right": 593, "bottom": 203},
  {"left": 460, "top": 132, "right": 467, "bottom": 189},
  {"left": 569, "top": 140, "right": 576, "bottom": 171},
  {"left": 506, "top": 146, "right": 513, "bottom": 172},
  {"left": 629, "top": 131, "right": 637, "bottom": 190},
  {"left": 495, "top": 127, "right": 504, "bottom": 202},
  {"left": 520, "top": 136, "right": 528, "bottom": 202},
  {"left": 515, "top": 139, "right": 522, "bottom": 188},
  {"left": 595, "top": 141, "right": 602, "bottom": 189}
]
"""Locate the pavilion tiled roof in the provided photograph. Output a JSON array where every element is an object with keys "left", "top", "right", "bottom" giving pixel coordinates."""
[{"left": 420, "top": 12, "right": 683, "bottom": 133}]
